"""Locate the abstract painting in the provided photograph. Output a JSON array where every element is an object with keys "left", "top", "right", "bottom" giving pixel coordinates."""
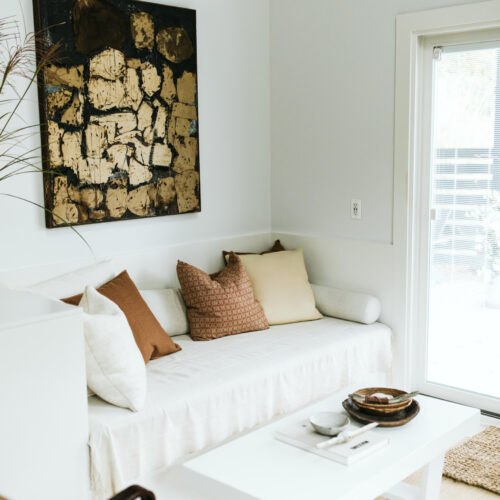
[{"left": 33, "top": 0, "right": 200, "bottom": 227}]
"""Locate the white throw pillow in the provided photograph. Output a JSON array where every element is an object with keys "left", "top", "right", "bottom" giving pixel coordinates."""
[
  {"left": 139, "top": 289, "right": 189, "bottom": 336},
  {"left": 30, "top": 260, "right": 115, "bottom": 299},
  {"left": 237, "top": 249, "right": 322, "bottom": 325},
  {"left": 311, "top": 284, "right": 381, "bottom": 325},
  {"left": 80, "top": 286, "right": 146, "bottom": 412}
]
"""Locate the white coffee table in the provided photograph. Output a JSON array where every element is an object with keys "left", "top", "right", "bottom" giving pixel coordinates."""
[{"left": 151, "top": 386, "right": 480, "bottom": 500}]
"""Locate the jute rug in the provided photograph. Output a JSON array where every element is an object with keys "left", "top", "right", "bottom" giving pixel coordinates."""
[{"left": 443, "top": 425, "right": 500, "bottom": 494}]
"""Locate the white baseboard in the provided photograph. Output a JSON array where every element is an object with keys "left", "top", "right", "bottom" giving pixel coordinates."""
[{"left": 481, "top": 413, "right": 500, "bottom": 427}]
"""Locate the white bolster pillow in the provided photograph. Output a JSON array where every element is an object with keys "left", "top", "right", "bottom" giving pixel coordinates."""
[{"left": 311, "top": 284, "right": 381, "bottom": 325}]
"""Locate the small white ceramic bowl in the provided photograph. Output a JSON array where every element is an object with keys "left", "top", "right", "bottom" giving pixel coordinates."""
[{"left": 309, "top": 412, "right": 350, "bottom": 436}]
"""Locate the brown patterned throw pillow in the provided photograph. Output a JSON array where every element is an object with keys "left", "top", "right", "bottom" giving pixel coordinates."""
[
  {"left": 177, "top": 254, "right": 269, "bottom": 341},
  {"left": 222, "top": 239, "right": 285, "bottom": 262},
  {"left": 62, "top": 270, "right": 181, "bottom": 363}
]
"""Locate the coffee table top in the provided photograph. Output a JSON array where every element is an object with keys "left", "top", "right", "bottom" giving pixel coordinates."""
[{"left": 182, "top": 385, "right": 480, "bottom": 500}]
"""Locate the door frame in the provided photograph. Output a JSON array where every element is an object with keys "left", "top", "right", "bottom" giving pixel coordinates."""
[{"left": 394, "top": 0, "right": 500, "bottom": 414}]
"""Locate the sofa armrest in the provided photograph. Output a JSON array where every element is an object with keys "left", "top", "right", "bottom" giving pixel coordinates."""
[{"left": 311, "top": 284, "right": 381, "bottom": 325}]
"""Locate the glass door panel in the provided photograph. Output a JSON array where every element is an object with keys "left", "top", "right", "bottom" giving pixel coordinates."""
[{"left": 428, "top": 43, "right": 500, "bottom": 405}]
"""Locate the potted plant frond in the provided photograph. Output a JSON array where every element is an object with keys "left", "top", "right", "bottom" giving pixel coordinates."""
[{"left": 0, "top": 16, "right": 91, "bottom": 253}]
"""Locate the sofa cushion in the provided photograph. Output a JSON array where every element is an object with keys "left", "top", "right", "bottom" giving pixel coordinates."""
[
  {"left": 139, "top": 289, "right": 189, "bottom": 337},
  {"left": 30, "top": 260, "right": 116, "bottom": 298},
  {"left": 87, "top": 317, "right": 392, "bottom": 499},
  {"left": 222, "top": 239, "right": 285, "bottom": 261},
  {"left": 63, "top": 270, "right": 181, "bottom": 363},
  {"left": 238, "top": 249, "right": 322, "bottom": 325},
  {"left": 177, "top": 254, "right": 269, "bottom": 340},
  {"left": 80, "top": 286, "right": 146, "bottom": 412},
  {"left": 312, "top": 284, "right": 382, "bottom": 324}
]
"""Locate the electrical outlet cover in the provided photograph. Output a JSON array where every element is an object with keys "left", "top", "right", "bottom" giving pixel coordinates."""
[{"left": 351, "top": 199, "right": 361, "bottom": 219}]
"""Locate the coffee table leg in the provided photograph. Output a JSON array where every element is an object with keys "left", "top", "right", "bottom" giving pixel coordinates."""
[{"left": 419, "top": 453, "right": 445, "bottom": 500}]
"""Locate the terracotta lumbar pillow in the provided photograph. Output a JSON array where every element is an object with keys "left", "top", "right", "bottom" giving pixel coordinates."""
[
  {"left": 221, "top": 239, "right": 285, "bottom": 261},
  {"left": 62, "top": 270, "right": 181, "bottom": 363},
  {"left": 237, "top": 249, "right": 322, "bottom": 325},
  {"left": 177, "top": 253, "right": 269, "bottom": 341}
]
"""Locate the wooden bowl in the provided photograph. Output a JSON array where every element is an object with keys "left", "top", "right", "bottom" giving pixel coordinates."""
[
  {"left": 352, "top": 387, "right": 412, "bottom": 416},
  {"left": 343, "top": 398, "right": 420, "bottom": 427}
]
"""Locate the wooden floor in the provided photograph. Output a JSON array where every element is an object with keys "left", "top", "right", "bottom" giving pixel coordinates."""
[
  {"left": 376, "top": 472, "right": 499, "bottom": 500},
  {"left": 403, "top": 470, "right": 498, "bottom": 499},
  {"left": 379, "top": 416, "right": 500, "bottom": 500}
]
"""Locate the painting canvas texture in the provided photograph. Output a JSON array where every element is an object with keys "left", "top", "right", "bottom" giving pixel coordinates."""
[{"left": 33, "top": 0, "right": 200, "bottom": 227}]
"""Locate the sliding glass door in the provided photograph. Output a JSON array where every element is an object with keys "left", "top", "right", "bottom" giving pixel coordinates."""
[{"left": 419, "top": 37, "right": 500, "bottom": 414}]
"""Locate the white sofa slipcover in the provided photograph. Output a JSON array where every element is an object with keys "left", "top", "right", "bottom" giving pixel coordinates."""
[{"left": 88, "top": 317, "right": 391, "bottom": 499}]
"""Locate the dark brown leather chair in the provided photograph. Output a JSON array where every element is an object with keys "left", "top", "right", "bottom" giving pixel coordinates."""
[{"left": 108, "top": 485, "right": 155, "bottom": 500}]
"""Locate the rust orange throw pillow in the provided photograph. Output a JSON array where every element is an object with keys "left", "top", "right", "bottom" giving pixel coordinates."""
[
  {"left": 177, "top": 254, "right": 269, "bottom": 341},
  {"left": 222, "top": 239, "right": 285, "bottom": 261},
  {"left": 62, "top": 270, "right": 181, "bottom": 362}
]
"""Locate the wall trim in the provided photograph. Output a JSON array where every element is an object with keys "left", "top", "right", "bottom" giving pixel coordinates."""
[{"left": 0, "top": 231, "right": 273, "bottom": 289}]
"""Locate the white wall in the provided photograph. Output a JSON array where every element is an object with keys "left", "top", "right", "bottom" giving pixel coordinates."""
[
  {"left": 0, "top": 0, "right": 271, "bottom": 271},
  {"left": 270, "top": 0, "right": 486, "bottom": 244},
  {"left": 2, "top": 0, "right": 492, "bottom": 384},
  {"left": 269, "top": 0, "right": 487, "bottom": 384}
]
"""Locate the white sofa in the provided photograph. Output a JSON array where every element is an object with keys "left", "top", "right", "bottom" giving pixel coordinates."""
[
  {"left": 0, "top": 236, "right": 392, "bottom": 500},
  {"left": 88, "top": 317, "right": 391, "bottom": 499}
]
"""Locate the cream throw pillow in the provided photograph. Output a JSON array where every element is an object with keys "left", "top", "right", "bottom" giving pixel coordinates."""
[
  {"left": 237, "top": 249, "right": 322, "bottom": 325},
  {"left": 139, "top": 289, "right": 189, "bottom": 337},
  {"left": 80, "top": 286, "right": 147, "bottom": 412}
]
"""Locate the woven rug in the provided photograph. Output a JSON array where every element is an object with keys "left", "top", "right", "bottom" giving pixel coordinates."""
[{"left": 443, "top": 426, "right": 500, "bottom": 494}]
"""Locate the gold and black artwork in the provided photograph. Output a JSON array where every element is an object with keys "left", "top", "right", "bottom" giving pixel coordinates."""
[{"left": 33, "top": 0, "right": 200, "bottom": 227}]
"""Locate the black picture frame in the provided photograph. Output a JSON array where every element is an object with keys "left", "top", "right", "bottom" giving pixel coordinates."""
[{"left": 32, "top": 0, "right": 200, "bottom": 227}]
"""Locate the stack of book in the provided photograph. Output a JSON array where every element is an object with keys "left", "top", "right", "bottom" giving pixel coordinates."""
[{"left": 275, "top": 420, "right": 389, "bottom": 465}]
